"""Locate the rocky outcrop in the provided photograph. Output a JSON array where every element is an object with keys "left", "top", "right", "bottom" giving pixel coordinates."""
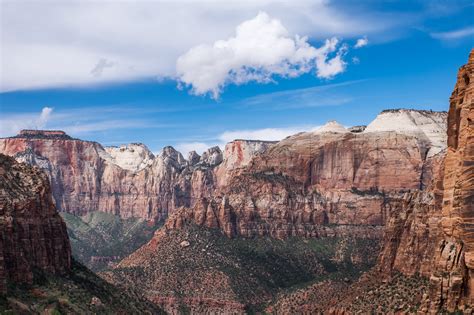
[
  {"left": 221, "top": 139, "right": 276, "bottom": 170},
  {"left": 313, "top": 120, "right": 348, "bottom": 134},
  {"left": 376, "top": 152, "right": 445, "bottom": 277},
  {"left": 323, "top": 49, "right": 474, "bottom": 315},
  {"left": 0, "top": 133, "right": 274, "bottom": 223},
  {"left": 0, "top": 154, "right": 71, "bottom": 293},
  {"left": 0, "top": 136, "right": 203, "bottom": 220},
  {"left": 104, "top": 143, "right": 154, "bottom": 172},
  {"left": 365, "top": 109, "right": 447, "bottom": 157},
  {"left": 0, "top": 108, "right": 447, "bottom": 239},
  {"left": 427, "top": 49, "right": 474, "bottom": 312},
  {"left": 166, "top": 126, "right": 445, "bottom": 239}
]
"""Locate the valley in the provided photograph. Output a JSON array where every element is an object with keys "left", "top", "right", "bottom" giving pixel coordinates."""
[{"left": 0, "top": 49, "right": 472, "bottom": 314}]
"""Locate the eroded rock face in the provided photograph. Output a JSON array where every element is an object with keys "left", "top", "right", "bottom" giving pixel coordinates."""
[
  {"left": 0, "top": 108, "right": 447, "bottom": 240},
  {"left": 167, "top": 128, "right": 445, "bottom": 239},
  {"left": 0, "top": 134, "right": 276, "bottom": 223},
  {"left": 0, "top": 154, "right": 71, "bottom": 293},
  {"left": 427, "top": 49, "right": 474, "bottom": 312},
  {"left": 104, "top": 143, "right": 154, "bottom": 172},
  {"left": 365, "top": 109, "right": 448, "bottom": 157},
  {"left": 376, "top": 152, "right": 445, "bottom": 277},
  {"left": 328, "top": 49, "right": 474, "bottom": 314}
]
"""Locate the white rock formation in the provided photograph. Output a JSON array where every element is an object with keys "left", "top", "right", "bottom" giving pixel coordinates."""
[
  {"left": 104, "top": 143, "right": 155, "bottom": 172},
  {"left": 222, "top": 140, "right": 276, "bottom": 169},
  {"left": 364, "top": 109, "right": 447, "bottom": 156},
  {"left": 314, "top": 121, "right": 349, "bottom": 134}
]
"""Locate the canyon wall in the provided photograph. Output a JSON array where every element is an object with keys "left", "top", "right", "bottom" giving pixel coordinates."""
[
  {"left": 0, "top": 110, "right": 447, "bottom": 239},
  {"left": 339, "top": 49, "right": 474, "bottom": 314},
  {"left": 427, "top": 49, "right": 474, "bottom": 312},
  {"left": 166, "top": 122, "right": 446, "bottom": 239},
  {"left": 0, "top": 154, "right": 71, "bottom": 293},
  {"left": 0, "top": 137, "right": 216, "bottom": 221}
]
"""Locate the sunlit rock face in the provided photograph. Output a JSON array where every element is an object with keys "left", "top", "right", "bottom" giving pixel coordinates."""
[
  {"left": 365, "top": 108, "right": 448, "bottom": 157},
  {"left": 426, "top": 49, "right": 474, "bottom": 313},
  {"left": 104, "top": 143, "right": 155, "bottom": 172},
  {"left": 0, "top": 154, "right": 71, "bottom": 294},
  {"left": 331, "top": 49, "right": 473, "bottom": 314},
  {"left": 166, "top": 110, "right": 448, "bottom": 239},
  {"left": 0, "top": 106, "right": 447, "bottom": 237}
]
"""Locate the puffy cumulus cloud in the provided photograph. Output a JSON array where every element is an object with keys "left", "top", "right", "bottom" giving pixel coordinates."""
[
  {"left": 2, "top": 1, "right": 406, "bottom": 92},
  {"left": 354, "top": 36, "right": 368, "bottom": 48},
  {"left": 177, "top": 12, "right": 348, "bottom": 98}
]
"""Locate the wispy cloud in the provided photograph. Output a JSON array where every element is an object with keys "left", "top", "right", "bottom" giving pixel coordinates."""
[
  {"left": 0, "top": 109, "right": 54, "bottom": 137},
  {"left": 2, "top": 1, "right": 399, "bottom": 92},
  {"left": 430, "top": 26, "right": 474, "bottom": 40},
  {"left": 354, "top": 36, "right": 368, "bottom": 48},
  {"left": 0, "top": 106, "right": 162, "bottom": 138},
  {"left": 239, "top": 80, "right": 365, "bottom": 110},
  {"left": 175, "top": 124, "right": 322, "bottom": 154},
  {"left": 175, "top": 142, "right": 218, "bottom": 155}
]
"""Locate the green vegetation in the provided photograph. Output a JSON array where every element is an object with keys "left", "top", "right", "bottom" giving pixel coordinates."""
[
  {"left": 108, "top": 225, "right": 379, "bottom": 313},
  {"left": 0, "top": 259, "right": 164, "bottom": 314},
  {"left": 350, "top": 187, "right": 384, "bottom": 196},
  {"left": 61, "top": 211, "right": 159, "bottom": 271}
]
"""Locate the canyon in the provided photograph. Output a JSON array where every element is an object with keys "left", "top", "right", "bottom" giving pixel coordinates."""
[
  {"left": 0, "top": 153, "right": 164, "bottom": 313},
  {"left": 0, "top": 50, "right": 471, "bottom": 314}
]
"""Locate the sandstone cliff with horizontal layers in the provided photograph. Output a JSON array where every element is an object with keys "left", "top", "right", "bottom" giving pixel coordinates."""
[
  {"left": 0, "top": 154, "right": 71, "bottom": 294},
  {"left": 307, "top": 49, "right": 474, "bottom": 315},
  {"left": 105, "top": 109, "right": 448, "bottom": 313},
  {"left": 165, "top": 113, "right": 447, "bottom": 239},
  {"left": 427, "top": 49, "right": 474, "bottom": 312}
]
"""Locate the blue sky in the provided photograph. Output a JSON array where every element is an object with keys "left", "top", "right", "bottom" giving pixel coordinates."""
[{"left": 1, "top": 0, "right": 473, "bottom": 154}]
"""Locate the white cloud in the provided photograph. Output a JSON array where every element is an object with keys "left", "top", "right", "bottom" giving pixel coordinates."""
[
  {"left": 1, "top": 1, "right": 401, "bottom": 92},
  {"left": 175, "top": 142, "right": 220, "bottom": 155},
  {"left": 354, "top": 36, "right": 368, "bottom": 48},
  {"left": 175, "top": 124, "right": 321, "bottom": 154},
  {"left": 430, "top": 27, "right": 474, "bottom": 40},
  {"left": 37, "top": 107, "right": 53, "bottom": 129},
  {"left": 0, "top": 106, "right": 55, "bottom": 136},
  {"left": 218, "top": 125, "right": 320, "bottom": 143},
  {"left": 177, "top": 12, "right": 347, "bottom": 98},
  {"left": 0, "top": 106, "right": 157, "bottom": 138}
]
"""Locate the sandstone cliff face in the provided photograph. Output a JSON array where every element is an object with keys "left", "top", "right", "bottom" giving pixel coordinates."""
[
  {"left": 0, "top": 137, "right": 212, "bottom": 221},
  {"left": 0, "top": 110, "right": 447, "bottom": 240},
  {"left": 104, "top": 143, "right": 155, "bottom": 172},
  {"left": 376, "top": 152, "right": 445, "bottom": 277},
  {"left": 0, "top": 154, "right": 71, "bottom": 293},
  {"left": 427, "top": 49, "right": 474, "bottom": 312},
  {"left": 325, "top": 49, "right": 474, "bottom": 315},
  {"left": 166, "top": 126, "right": 444, "bottom": 239}
]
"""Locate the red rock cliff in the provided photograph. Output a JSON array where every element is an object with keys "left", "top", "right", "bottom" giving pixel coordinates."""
[
  {"left": 166, "top": 124, "right": 446, "bottom": 239},
  {"left": 427, "top": 49, "right": 474, "bottom": 312},
  {"left": 0, "top": 154, "right": 71, "bottom": 293}
]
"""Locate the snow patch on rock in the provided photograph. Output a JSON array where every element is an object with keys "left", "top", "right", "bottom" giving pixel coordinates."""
[
  {"left": 104, "top": 143, "right": 155, "bottom": 172},
  {"left": 364, "top": 109, "right": 447, "bottom": 156}
]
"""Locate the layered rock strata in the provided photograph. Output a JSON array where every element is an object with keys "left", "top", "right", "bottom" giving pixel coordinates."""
[
  {"left": 427, "top": 49, "right": 474, "bottom": 312},
  {"left": 324, "top": 48, "right": 474, "bottom": 314},
  {"left": 0, "top": 109, "right": 447, "bottom": 240},
  {"left": 0, "top": 154, "right": 71, "bottom": 293}
]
